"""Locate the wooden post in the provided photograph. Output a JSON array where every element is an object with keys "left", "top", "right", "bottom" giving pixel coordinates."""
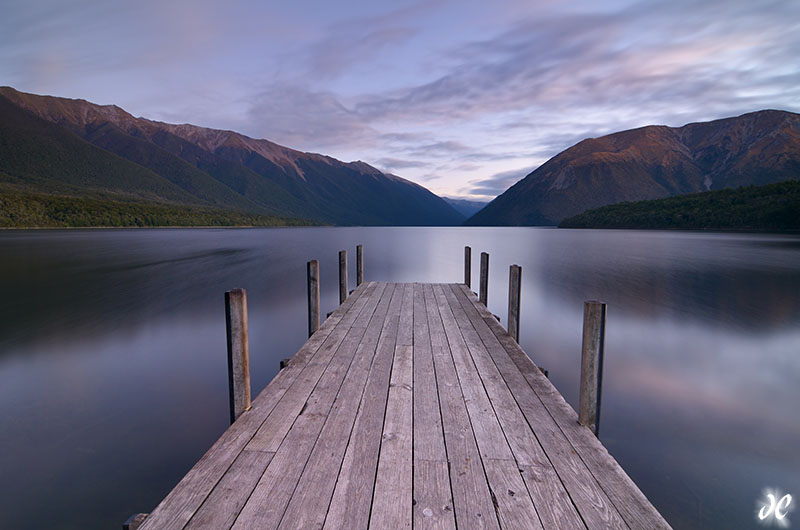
[
  {"left": 356, "top": 245, "right": 364, "bottom": 286},
  {"left": 307, "top": 260, "right": 320, "bottom": 336},
  {"left": 507, "top": 264, "right": 521, "bottom": 342},
  {"left": 464, "top": 246, "right": 471, "bottom": 287},
  {"left": 579, "top": 300, "right": 606, "bottom": 436},
  {"left": 225, "top": 289, "right": 251, "bottom": 425},
  {"left": 339, "top": 250, "right": 348, "bottom": 304},
  {"left": 479, "top": 252, "right": 489, "bottom": 305}
]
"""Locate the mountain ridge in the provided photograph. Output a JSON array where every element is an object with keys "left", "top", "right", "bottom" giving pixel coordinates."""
[
  {"left": 443, "top": 197, "right": 489, "bottom": 218},
  {"left": 466, "top": 109, "right": 800, "bottom": 226},
  {"left": 0, "top": 86, "right": 464, "bottom": 226}
]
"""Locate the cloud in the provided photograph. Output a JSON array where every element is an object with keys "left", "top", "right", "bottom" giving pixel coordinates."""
[
  {"left": 245, "top": 84, "right": 377, "bottom": 151},
  {"left": 357, "top": 0, "right": 799, "bottom": 127},
  {"left": 10, "top": 0, "right": 798, "bottom": 198},
  {"left": 375, "top": 157, "right": 429, "bottom": 171},
  {"left": 246, "top": 0, "right": 799, "bottom": 194},
  {"left": 464, "top": 165, "right": 537, "bottom": 198},
  {"left": 307, "top": 26, "right": 418, "bottom": 80},
  {"left": 404, "top": 140, "right": 471, "bottom": 158},
  {"left": 418, "top": 173, "right": 442, "bottom": 182}
]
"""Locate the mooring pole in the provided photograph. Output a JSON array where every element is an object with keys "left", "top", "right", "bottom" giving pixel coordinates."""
[
  {"left": 356, "top": 244, "right": 364, "bottom": 286},
  {"left": 225, "top": 288, "right": 251, "bottom": 424},
  {"left": 479, "top": 252, "right": 489, "bottom": 305},
  {"left": 464, "top": 246, "right": 471, "bottom": 288},
  {"left": 307, "top": 260, "right": 320, "bottom": 336},
  {"left": 507, "top": 264, "right": 521, "bottom": 342},
  {"left": 579, "top": 300, "right": 606, "bottom": 436},
  {"left": 339, "top": 250, "right": 348, "bottom": 304}
]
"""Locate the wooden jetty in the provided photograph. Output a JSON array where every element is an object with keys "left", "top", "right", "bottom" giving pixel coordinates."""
[{"left": 134, "top": 253, "right": 670, "bottom": 529}]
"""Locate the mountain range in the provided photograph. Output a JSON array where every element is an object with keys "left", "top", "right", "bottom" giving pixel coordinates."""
[
  {"left": 443, "top": 197, "right": 488, "bottom": 218},
  {"left": 0, "top": 87, "right": 464, "bottom": 226},
  {"left": 3, "top": 86, "right": 798, "bottom": 229},
  {"left": 466, "top": 110, "right": 800, "bottom": 225}
]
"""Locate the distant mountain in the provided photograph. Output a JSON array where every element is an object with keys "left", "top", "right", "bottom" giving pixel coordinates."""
[
  {"left": 559, "top": 179, "right": 800, "bottom": 232},
  {"left": 466, "top": 110, "right": 800, "bottom": 226},
  {"left": 443, "top": 197, "right": 488, "bottom": 218},
  {"left": 0, "top": 87, "right": 464, "bottom": 226}
]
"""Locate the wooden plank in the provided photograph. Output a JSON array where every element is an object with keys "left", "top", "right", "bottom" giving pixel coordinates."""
[
  {"left": 184, "top": 450, "right": 274, "bottom": 530},
  {"left": 451, "top": 286, "right": 585, "bottom": 528},
  {"left": 483, "top": 459, "right": 544, "bottom": 530},
  {"left": 412, "top": 284, "right": 455, "bottom": 529},
  {"left": 454, "top": 284, "right": 648, "bottom": 530},
  {"left": 432, "top": 284, "right": 513, "bottom": 462},
  {"left": 458, "top": 286, "right": 670, "bottom": 529},
  {"left": 433, "top": 284, "right": 543, "bottom": 529},
  {"left": 397, "top": 282, "right": 414, "bottom": 346},
  {"left": 180, "top": 283, "right": 383, "bottom": 530},
  {"left": 229, "top": 283, "right": 387, "bottom": 529},
  {"left": 368, "top": 343, "right": 413, "bottom": 528},
  {"left": 414, "top": 460, "right": 456, "bottom": 530},
  {"left": 142, "top": 280, "right": 669, "bottom": 530},
  {"left": 423, "top": 284, "right": 500, "bottom": 530},
  {"left": 136, "top": 282, "right": 372, "bottom": 530},
  {"left": 369, "top": 283, "right": 414, "bottom": 529},
  {"left": 276, "top": 283, "right": 396, "bottom": 529},
  {"left": 323, "top": 284, "right": 404, "bottom": 530},
  {"left": 442, "top": 284, "right": 541, "bottom": 465},
  {"left": 412, "top": 283, "right": 447, "bottom": 462},
  {"left": 245, "top": 282, "right": 378, "bottom": 453},
  {"left": 445, "top": 284, "right": 585, "bottom": 529}
]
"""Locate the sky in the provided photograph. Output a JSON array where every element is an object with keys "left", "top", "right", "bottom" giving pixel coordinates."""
[{"left": 2, "top": 0, "right": 799, "bottom": 201}]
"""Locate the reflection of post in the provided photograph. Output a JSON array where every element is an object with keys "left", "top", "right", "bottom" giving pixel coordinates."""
[
  {"left": 579, "top": 300, "right": 606, "bottom": 436},
  {"left": 507, "top": 264, "right": 521, "bottom": 342},
  {"left": 479, "top": 252, "right": 489, "bottom": 305},
  {"left": 307, "top": 260, "right": 320, "bottom": 336},
  {"left": 339, "top": 250, "right": 348, "bottom": 304},
  {"left": 225, "top": 288, "right": 251, "bottom": 425},
  {"left": 356, "top": 245, "right": 363, "bottom": 286},
  {"left": 464, "top": 246, "right": 471, "bottom": 288}
]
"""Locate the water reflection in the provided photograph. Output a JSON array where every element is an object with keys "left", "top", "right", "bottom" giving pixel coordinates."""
[{"left": 0, "top": 227, "right": 798, "bottom": 530}]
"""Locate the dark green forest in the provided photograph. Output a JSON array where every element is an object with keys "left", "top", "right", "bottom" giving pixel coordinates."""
[
  {"left": 0, "top": 187, "right": 313, "bottom": 228},
  {"left": 559, "top": 179, "right": 800, "bottom": 231}
]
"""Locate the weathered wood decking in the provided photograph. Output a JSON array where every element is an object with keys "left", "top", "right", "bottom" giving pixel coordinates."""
[{"left": 138, "top": 282, "right": 671, "bottom": 530}]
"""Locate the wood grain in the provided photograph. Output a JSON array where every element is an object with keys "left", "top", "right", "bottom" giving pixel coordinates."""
[
  {"left": 456, "top": 284, "right": 668, "bottom": 529},
  {"left": 424, "top": 284, "right": 500, "bottom": 530},
  {"left": 137, "top": 283, "right": 371, "bottom": 530},
  {"left": 322, "top": 283, "right": 404, "bottom": 530},
  {"left": 140, "top": 281, "right": 669, "bottom": 530},
  {"left": 369, "top": 284, "right": 414, "bottom": 529}
]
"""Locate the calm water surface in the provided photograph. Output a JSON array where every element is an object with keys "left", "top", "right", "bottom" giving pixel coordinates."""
[{"left": 0, "top": 227, "right": 798, "bottom": 529}]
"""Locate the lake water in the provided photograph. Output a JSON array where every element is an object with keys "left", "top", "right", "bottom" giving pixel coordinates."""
[{"left": 0, "top": 227, "right": 798, "bottom": 529}]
